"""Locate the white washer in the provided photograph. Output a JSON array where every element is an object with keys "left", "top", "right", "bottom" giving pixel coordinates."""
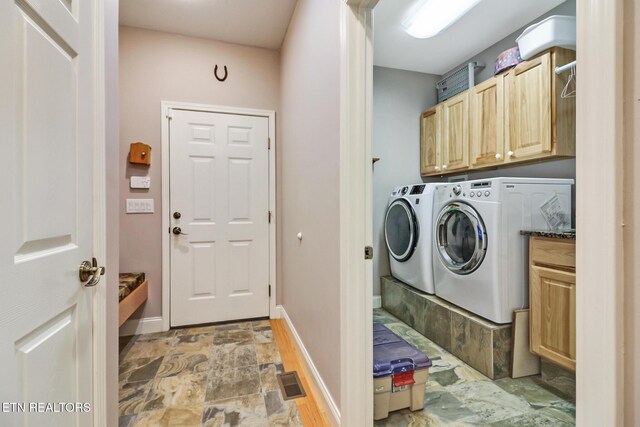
[
  {"left": 384, "top": 183, "right": 440, "bottom": 294},
  {"left": 432, "top": 177, "right": 573, "bottom": 324}
]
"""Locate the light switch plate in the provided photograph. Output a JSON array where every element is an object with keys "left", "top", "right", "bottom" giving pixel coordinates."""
[
  {"left": 130, "top": 176, "right": 151, "bottom": 189},
  {"left": 126, "top": 199, "right": 154, "bottom": 214}
]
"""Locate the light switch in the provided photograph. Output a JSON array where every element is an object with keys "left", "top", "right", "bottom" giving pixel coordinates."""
[
  {"left": 130, "top": 176, "right": 151, "bottom": 189},
  {"left": 126, "top": 199, "right": 154, "bottom": 214}
]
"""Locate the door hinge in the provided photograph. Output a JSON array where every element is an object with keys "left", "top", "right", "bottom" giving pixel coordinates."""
[
  {"left": 268, "top": 285, "right": 271, "bottom": 297},
  {"left": 365, "top": 246, "right": 373, "bottom": 260},
  {"left": 268, "top": 211, "right": 272, "bottom": 223},
  {"left": 268, "top": 137, "right": 271, "bottom": 150},
  {"left": 166, "top": 109, "right": 173, "bottom": 120}
]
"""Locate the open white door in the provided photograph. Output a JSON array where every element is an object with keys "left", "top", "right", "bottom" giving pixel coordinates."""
[
  {"left": 169, "top": 109, "right": 270, "bottom": 327},
  {"left": 0, "top": 0, "right": 98, "bottom": 425}
]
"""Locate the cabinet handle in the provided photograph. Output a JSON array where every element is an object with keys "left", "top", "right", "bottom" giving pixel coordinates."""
[
  {"left": 507, "top": 151, "right": 514, "bottom": 158},
  {"left": 434, "top": 166, "right": 440, "bottom": 171},
  {"left": 442, "top": 164, "right": 447, "bottom": 170},
  {"left": 495, "top": 153, "right": 502, "bottom": 160}
]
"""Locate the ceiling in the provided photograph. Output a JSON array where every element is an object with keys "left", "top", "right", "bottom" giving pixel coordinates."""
[
  {"left": 374, "top": 0, "right": 567, "bottom": 75},
  {"left": 119, "top": 0, "right": 298, "bottom": 49}
]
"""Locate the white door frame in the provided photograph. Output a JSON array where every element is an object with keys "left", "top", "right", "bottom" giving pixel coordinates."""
[
  {"left": 339, "top": 0, "right": 625, "bottom": 426},
  {"left": 339, "top": 1, "right": 377, "bottom": 426},
  {"left": 575, "top": 0, "right": 624, "bottom": 425},
  {"left": 160, "top": 101, "right": 277, "bottom": 331},
  {"left": 93, "top": 0, "right": 108, "bottom": 425}
]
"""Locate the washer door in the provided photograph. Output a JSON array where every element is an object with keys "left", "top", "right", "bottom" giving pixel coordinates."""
[
  {"left": 436, "top": 202, "right": 487, "bottom": 275},
  {"left": 384, "top": 199, "right": 419, "bottom": 262}
]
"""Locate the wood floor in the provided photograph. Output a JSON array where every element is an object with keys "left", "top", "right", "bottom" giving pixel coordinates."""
[{"left": 270, "top": 319, "right": 332, "bottom": 426}]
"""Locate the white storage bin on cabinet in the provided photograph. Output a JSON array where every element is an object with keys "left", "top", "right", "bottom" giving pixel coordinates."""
[{"left": 516, "top": 15, "right": 576, "bottom": 60}]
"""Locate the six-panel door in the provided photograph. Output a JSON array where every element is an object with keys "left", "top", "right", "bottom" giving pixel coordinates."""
[
  {"left": 0, "top": 0, "right": 96, "bottom": 424},
  {"left": 169, "top": 109, "right": 270, "bottom": 327}
]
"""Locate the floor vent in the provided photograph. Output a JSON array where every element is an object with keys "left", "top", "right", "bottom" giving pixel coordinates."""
[{"left": 277, "top": 371, "right": 306, "bottom": 400}]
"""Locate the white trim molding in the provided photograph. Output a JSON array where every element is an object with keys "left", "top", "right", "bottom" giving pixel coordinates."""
[
  {"left": 278, "top": 306, "right": 341, "bottom": 426},
  {"left": 576, "top": 0, "right": 625, "bottom": 425},
  {"left": 372, "top": 295, "right": 381, "bottom": 309},
  {"left": 119, "top": 316, "right": 164, "bottom": 337},
  {"left": 339, "top": 2, "right": 375, "bottom": 426},
  {"left": 160, "top": 101, "right": 277, "bottom": 330},
  {"left": 92, "top": 0, "right": 108, "bottom": 425}
]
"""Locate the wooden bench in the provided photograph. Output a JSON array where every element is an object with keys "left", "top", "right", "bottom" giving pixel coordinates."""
[{"left": 119, "top": 273, "right": 148, "bottom": 327}]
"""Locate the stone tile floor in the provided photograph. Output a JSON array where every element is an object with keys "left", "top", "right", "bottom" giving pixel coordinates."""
[
  {"left": 118, "top": 320, "right": 302, "bottom": 427},
  {"left": 373, "top": 308, "right": 576, "bottom": 427}
]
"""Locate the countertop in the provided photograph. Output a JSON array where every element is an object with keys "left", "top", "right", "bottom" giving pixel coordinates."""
[{"left": 520, "top": 229, "right": 576, "bottom": 240}]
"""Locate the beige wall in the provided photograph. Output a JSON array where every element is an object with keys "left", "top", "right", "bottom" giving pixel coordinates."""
[
  {"left": 279, "top": 0, "right": 342, "bottom": 409},
  {"left": 119, "top": 27, "right": 280, "bottom": 319},
  {"left": 623, "top": 0, "right": 639, "bottom": 423}
]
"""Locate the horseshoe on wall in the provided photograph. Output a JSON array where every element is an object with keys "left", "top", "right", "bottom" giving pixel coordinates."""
[{"left": 214, "top": 65, "right": 228, "bottom": 82}]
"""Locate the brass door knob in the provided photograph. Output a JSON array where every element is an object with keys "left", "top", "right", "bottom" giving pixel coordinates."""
[{"left": 79, "top": 257, "right": 105, "bottom": 287}]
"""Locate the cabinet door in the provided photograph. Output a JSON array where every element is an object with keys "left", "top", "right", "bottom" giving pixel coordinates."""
[
  {"left": 441, "top": 92, "right": 469, "bottom": 172},
  {"left": 530, "top": 265, "right": 576, "bottom": 371},
  {"left": 420, "top": 106, "right": 441, "bottom": 176},
  {"left": 508, "top": 52, "right": 552, "bottom": 160},
  {"left": 470, "top": 76, "right": 504, "bottom": 167}
]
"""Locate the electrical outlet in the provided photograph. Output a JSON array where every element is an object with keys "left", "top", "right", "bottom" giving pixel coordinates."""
[{"left": 126, "top": 199, "right": 154, "bottom": 214}]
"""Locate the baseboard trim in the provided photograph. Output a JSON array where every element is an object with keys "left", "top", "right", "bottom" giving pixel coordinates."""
[
  {"left": 119, "top": 316, "right": 164, "bottom": 336},
  {"left": 270, "top": 304, "right": 284, "bottom": 320},
  {"left": 278, "top": 305, "right": 341, "bottom": 426},
  {"left": 372, "top": 295, "right": 381, "bottom": 309}
]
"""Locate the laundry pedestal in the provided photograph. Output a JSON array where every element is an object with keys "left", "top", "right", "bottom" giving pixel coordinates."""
[{"left": 373, "top": 323, "right": 432, "bottom": 420}]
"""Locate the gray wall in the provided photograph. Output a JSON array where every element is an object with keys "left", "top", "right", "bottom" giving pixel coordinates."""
[
  {"left": 372, "top": 0, "right": 577, "bottom": 295},
  {"left": 279, "top": 0, "right": 342, "bottom": 409},
  {"left": 372, "top": 66, "right": 440, "bottom": 297}
]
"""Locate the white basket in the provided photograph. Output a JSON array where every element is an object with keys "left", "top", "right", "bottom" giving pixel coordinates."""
[{"left": 516, "top": 15, "right": 576, "bottom": 60}]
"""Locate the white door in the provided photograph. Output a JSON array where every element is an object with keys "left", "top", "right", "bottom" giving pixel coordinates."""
[
  {"left": 0, "top": 0, "right": 97, "bottom": 426},
  {"left": 169, "top": 109, "right": 270, "bottom": 327}
]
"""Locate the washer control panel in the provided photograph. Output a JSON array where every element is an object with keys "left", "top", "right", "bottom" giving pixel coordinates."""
[{"left": 438, "top": 180, "right": 497, "bottom": 202}]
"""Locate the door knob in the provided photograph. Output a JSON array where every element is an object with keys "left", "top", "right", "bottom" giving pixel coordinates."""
[
  {"left": 79, "top": 257, "right": 105, "bottom": 287},
  {"left": 172, "top": 227, "right": 188, "bottom": 235}
]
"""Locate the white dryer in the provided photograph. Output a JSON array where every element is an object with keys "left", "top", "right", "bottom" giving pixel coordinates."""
[
  {"left": 384, "top": 183, "right": 440, "bottom": 294},
  {"left": 432, "top": 177, "right": 573, "bottom": 324}
]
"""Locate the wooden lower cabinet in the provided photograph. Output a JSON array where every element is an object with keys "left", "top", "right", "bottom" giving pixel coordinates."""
[{"left": 529, "top": 237, "right": 576, "bottom": 372}]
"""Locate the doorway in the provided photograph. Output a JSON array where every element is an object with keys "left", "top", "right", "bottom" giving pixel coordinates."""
[
  {"left": 161, "top": 102, "right": 277, "bottom": 328},
  {"left": 340, "top": 0, "right": 625, "bottom": 425}
]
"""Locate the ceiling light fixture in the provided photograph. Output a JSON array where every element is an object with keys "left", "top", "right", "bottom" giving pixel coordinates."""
[{"left": 403, "top": 0, "right": 482, "bottom": 39}]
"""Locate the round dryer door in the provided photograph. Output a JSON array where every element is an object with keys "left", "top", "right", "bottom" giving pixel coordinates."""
[
  {"left": 384, "top": 199, "right": 419, "bottom": 262},
  {"left": 436, "top": 202, "right": 487, "bottom": 275}
]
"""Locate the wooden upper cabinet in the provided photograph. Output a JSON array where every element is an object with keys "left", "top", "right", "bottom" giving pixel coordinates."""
[
  {"left": 508, "top": 52, "right": 552, "bottom": 159},
  {"left": 419, "top": 48, "right": 575, "bottom": 177},
  {"left": 420, "top": 106, "right": 441, "bottom": 175},
  {"left": 507, "top": 48, "right": 576, "bottom": 162},
  {"left": 441, "top": 92, "right": 469, "bottom": 172},
  {"left": 470, "top": 76, "right": 504, "bottom": 167}
]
